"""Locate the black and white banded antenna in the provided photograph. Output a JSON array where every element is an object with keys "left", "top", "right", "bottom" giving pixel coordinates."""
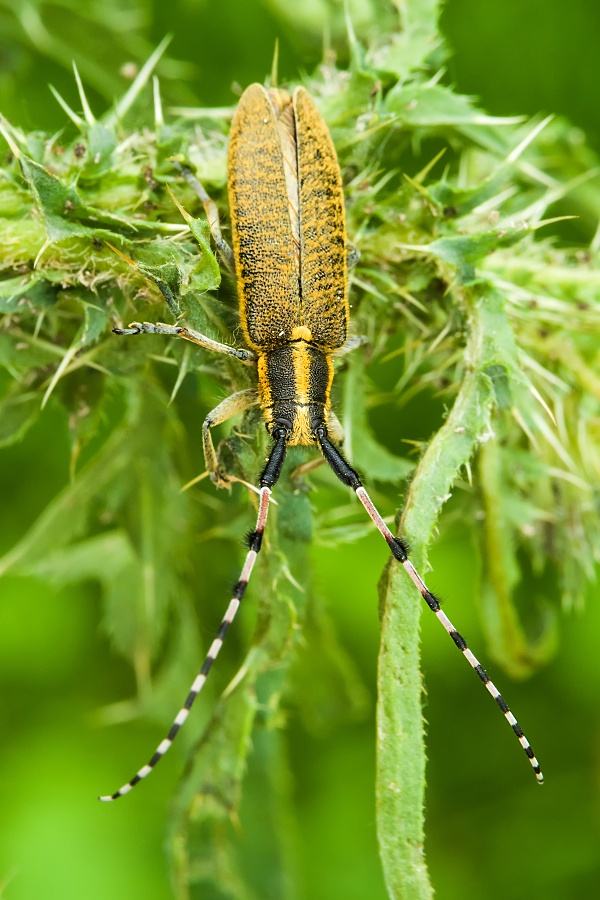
[
  {"left": 99, "top": 423, "right": 542, "bottom": 802},
  {"left": 316, "top": 427, "right": 544, "bottom": 786},
  {"left": 98, "top": 430, "right": 285, "bottom": 801}
]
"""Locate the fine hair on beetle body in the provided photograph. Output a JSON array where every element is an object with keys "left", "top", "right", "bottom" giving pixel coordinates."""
[{"left": 101, "top": 82, "right": 543, "bottom": 801}]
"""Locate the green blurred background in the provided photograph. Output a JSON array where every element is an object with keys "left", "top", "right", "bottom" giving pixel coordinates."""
[{"left": 0, "top": 1, "right": 599, "bottom": 898}]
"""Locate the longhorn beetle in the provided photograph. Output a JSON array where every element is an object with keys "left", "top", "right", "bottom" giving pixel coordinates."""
[{"left": 100, "top": 83, "right": 543, "bottom": 801}]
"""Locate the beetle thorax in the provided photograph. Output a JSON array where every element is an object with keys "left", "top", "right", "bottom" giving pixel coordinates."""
[{"left": 257, "top": 332, "right": 333, "bottom": 446}]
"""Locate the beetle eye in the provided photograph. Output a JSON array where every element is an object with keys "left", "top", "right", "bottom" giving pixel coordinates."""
[{"left": 272, "top": 418, "right": 292, "bottom": 433}]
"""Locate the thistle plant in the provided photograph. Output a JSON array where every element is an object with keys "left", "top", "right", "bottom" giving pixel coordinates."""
[{"left": 0, "top": 2, "right": 598, "bottom": 899}]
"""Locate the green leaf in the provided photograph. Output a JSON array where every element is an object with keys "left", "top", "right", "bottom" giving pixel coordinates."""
[
  {"left": 19, "top": 154, "right": 176, "bottom": 243},
  {"left": 0, "top": 274, "right": 56, "bottom": 312},
  {"left": 182, "top": 216, "right": 221, "bottom": 295},
  {"left": 80, "top": 123, "right": 117, "bottom": 180},
  {"left": 0, "top": 381, "right": 191, "bottom": 665},
  {"left": 0, "top": 423, "right": 129, "bottom": 578},
  {"left": 0, "top": 331, "right": 59, "bottom": 377},
  {"left": 477, "top": 438, "right": 558, "bottom": 679},
  {"left": 78, "top": 300, "right": 108, "bottom": 345},
  {"left": 387, "top": 83, "right": 522, "bottom": 128},
  {"left": 427, "top": 173, "right": 507, "bottom": 217},
  {"left": 165, "top": 192, "right": 222, "bottom": 298},
  {"left": 342, "top": 354, "right": 413, "bottom": 484},
  {"left": 290, "top": 593, "right": 370, "bottom": 735},
  {"left": 422, "top": 226, "right": 530, "bottom": 283},
  {"left": 16, "top": 530, "right": 134, "bottom": 585},
  {"left": 0, "top": 389, "right": 39, "bottom": 446},
  {"left": 484, "top": 363, "right": 513, "bottom": 410},
  {"left": 167, "top": 474, "right": 311, "bottom": 896},
  {"left": 376, "top": 285, "right": 520, "bottom": 900}
]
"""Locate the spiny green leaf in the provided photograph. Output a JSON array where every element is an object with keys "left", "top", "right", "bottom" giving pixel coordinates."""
[
  {"left": 19, "top": 153, "right": 176, "bottom": 242},
  {"left": 0, "top": 330, "right": 59, "bottom": 377},
  {"left": 423, "top": 226, "right": 529, "bottom": 282},
  {"left": 15, "top": 530, "right": 134, "bottom": 585},
  {"left": 377, "top": 284, "right": 499, "bottom": 900},
  {"left": 342, "top": 354, "right": 413, "bottom": 484},
  {"left": 478, "top": 439, "right": 558, "bottom": 678},
  {"left": 0, "top": 426, "right": 128, "bottom": 578},
  {"left": 484, "top": 363, "right": 513, "bottom": 409},
  {"left": 0, "top": 274, "right": 56, "bottom": 312},
  {"left": 80, "top": 123, "right": 117, "bottom": 180},
  {"left": 0, "top": 389, "right": 39, "bottom": 446},
  {"left": 387, "top": 82, "right": 523, "bottom": 128},
  {"left": 78, "top": 301, "right": 108, "bottom": 345},
  {"left": 427, "top": 173, "right": 508, "bottom": 217}
]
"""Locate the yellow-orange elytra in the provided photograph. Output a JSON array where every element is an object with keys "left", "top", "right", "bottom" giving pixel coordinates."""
[{"left": 228, "top": 84, "right": 348, "bottom": 446}]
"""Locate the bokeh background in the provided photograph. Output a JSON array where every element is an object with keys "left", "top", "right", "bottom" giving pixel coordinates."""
[{"left": 0, "top": 1, "right": 599, "bottom": 898}]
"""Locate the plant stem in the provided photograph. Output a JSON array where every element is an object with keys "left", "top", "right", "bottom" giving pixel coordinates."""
[{"left": 376, "top": 288, "right": 508, "bottom": 898}]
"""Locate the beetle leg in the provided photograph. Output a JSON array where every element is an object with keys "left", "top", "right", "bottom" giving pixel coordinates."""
[
  {"left": 346, "top": 243, "right": 360, "bottom": 270},
  {"left": 112, "top": 321, "right": 255, "bottom": 364},
  {"left": 327, "top": 408, "right": 345, "bottom": 444},
  {"left": 289, "top": 457, "right": 325, "bottom": 484},
  {"left": 202, "top": 389, "right": 259, "bottom": 488},
  {"left": 334, "top": 334, "right": 367, "bottom": 358}
]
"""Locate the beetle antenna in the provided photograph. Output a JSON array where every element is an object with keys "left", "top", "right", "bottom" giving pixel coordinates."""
[
  {"left": 99, "top": 430, "right": 288, "bottom": 801},
  {"left": 316, "top": 427, "right": 544, "bottom": 785}
]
